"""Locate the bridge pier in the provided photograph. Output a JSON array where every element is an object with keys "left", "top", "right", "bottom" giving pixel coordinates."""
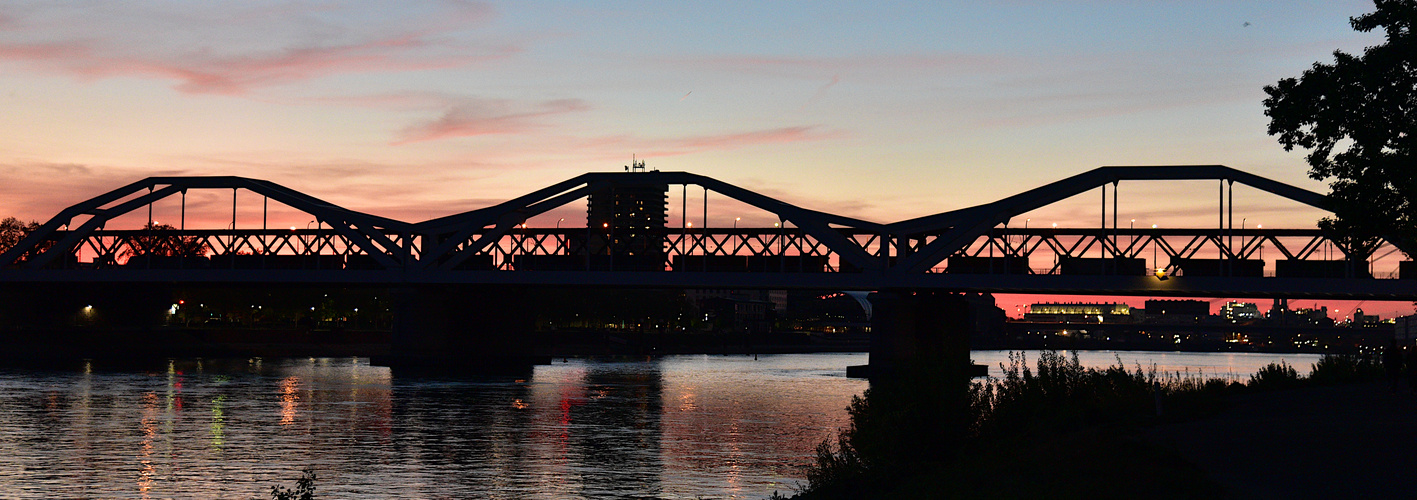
[
  {"left": 377, "top": 286, "right": 552, "bottom": 374},
  {"left": 848, "top": 290, "right": 976, "bottom": 379}
]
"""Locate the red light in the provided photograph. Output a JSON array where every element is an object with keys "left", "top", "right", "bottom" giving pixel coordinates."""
[{"left": 178, "top": 300, "right": 185, "bottom": 305}]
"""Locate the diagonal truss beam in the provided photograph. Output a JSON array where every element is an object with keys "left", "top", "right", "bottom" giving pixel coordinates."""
[{"left": 885, "top": 165, "right": 1400, "bottom": 274}]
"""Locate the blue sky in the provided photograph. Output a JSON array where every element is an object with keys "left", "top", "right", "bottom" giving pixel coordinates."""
[{"left": 0, "top": 0, "right": 1384, "bottom": 220}]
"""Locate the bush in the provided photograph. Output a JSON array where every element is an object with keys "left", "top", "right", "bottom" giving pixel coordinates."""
[
  {"left": 1248, "top": 360, "right": 1301, "bottom": 391},
  {"left": 1308, "top": 354, "right": 1383, "bottom": 385}
]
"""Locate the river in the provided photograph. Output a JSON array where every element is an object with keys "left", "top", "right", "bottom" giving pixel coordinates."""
[{"left": 0, "top": 351, "right": 1324, "bottom": 499}]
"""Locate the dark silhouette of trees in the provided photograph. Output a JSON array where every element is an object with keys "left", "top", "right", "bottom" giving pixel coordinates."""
[
  {"left": 0, "top": 217, "right": 40, "bottom": 253},
  {"left": 1262, "top": 0, "right": 1417, "bottom": 258},
  {"left": 121, "top": 222, "right": 210, "bottom": 259}
]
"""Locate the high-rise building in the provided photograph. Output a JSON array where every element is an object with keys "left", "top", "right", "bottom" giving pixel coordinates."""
[{"left": 584, "top": 163, "right": 668, "bottom": 268}]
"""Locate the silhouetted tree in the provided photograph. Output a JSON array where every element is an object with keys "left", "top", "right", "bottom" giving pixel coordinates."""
[
  {"left": 120, "top": 222, "right": 210, "bottom": 259},
  {"left": 0, "top": 217, "right": 40, "bottom": 253},
  {"left": 1262, "top": 0, "right": 1417, "bottom": 258}
]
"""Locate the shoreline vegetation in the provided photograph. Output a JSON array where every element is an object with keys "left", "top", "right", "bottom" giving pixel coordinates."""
[{"left": 783, "top": 351, "right": 1391, "bottom": 499}]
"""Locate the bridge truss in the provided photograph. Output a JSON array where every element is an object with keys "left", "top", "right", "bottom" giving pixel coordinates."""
[{"left": 1, "top": 166, "right": 1412, "bottom": 299}]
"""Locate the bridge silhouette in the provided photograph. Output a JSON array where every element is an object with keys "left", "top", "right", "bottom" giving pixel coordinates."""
[{"left": 1, "top": 165, "right": 1412, "bottom": 300}]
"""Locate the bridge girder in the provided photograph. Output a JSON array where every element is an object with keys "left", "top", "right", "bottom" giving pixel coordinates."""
[
  {"left": 0, "top": 177, "right": 413, "bottom": 269},
  {"left": 0, "top": 165, "right": 1410, "bottom": 300}
]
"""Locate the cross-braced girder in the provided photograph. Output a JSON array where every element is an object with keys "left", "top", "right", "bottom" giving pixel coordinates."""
[{"left": 0, "top": 166, "right": 1410, "bottom": 299}]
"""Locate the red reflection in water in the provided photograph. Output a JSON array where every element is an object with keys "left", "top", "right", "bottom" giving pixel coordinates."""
[{"left": 279, "top": 376, "right": 300, "bottom": 425}]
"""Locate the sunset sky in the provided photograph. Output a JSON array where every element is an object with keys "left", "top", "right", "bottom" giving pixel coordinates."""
[{"left": 0, "top": 0, "right": 1408, "bottom": 317}]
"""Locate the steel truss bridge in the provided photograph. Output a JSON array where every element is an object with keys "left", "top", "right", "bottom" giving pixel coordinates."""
[{"left": 1, "top": 165, "right": 1413, "bottom": 299}]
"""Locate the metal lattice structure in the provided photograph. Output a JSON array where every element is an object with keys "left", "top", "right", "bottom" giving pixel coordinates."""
[{"left": 0, "top": 166, "right": 1411, "bottom": 299}]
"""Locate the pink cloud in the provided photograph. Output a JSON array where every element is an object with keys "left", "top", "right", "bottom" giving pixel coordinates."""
[
  {"left": 392, "top": 98, "right": 592, "bottom": 145},
  {"left": 0, "top": 1, "right": 514, "bottom": 95}
]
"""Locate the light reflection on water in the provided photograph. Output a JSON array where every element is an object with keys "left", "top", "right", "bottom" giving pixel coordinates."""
[
  {"left": 0, "top": 354, "right": 866, "bottom": 499},
  {"left": 0, "top": 350, "right": 1323, "bottom": 498}
]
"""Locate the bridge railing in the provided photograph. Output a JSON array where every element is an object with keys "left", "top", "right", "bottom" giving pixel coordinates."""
[
  {"left": 19, "top": 225, "right": 1408, "bottom": 280},
  {"left": 946, "top": 227, "right": 1400, "bottom": 279}
]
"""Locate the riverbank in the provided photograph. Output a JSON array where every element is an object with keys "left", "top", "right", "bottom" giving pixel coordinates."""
[
  {"left": 790, "top": 352, "right": 1409, "bottom": 499},
  {"left": 1141, "top": 380, "right": 1417, "bottom": 499}
]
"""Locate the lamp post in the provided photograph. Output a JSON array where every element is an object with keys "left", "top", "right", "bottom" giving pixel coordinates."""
[
  {"left": 556, "top": 218, "right": 565, "bottom": 254},
  {"left": 305, "top": 220, "right": 317, "bottom": 256},
  {"left": 1152, "top": 224, "right": 1158, "bottom": 274},
  {"left": 734, "top": 217, "right": 741, "bottom": 254}
]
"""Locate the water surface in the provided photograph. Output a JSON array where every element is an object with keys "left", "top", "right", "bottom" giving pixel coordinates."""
[{"left": 0, "top": 350, "right": 1325, "bottom": 498}]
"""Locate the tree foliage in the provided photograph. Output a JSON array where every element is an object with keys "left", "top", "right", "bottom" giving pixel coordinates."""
[
  {"left": 1262, "top": 0, "right": 1417, "bottom": 257},
  {"left": 0, "top": 217, "right": 40, "bottom": 254},
  {"left": 120, "top": 222, "right": 210, "bottom": 259}
]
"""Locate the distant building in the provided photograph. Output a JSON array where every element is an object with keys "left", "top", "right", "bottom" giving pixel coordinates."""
[
  {"left": 581, "top": 163, "right": 669, "bottom": 269},
  {"left": 1350, "top": 308, "right": 1382, "bottom": 328},
  {"left": 1144, "top": 299, "right": 1209, "bottom": 324},
  {"left": 1220, "top": 301, "right": 1260, "bottom": 323},
  {"left": 702, "top": 296, "right": 774, "bottom": 334},
  {"left": 1292, "top": 306, "right": 1334, "bottom": 326},
  {"left": 1025, "top": 302, "right": 1132, "bottom": 323},
  {"left": 1266, "top": 298, "right": 1291, "bottom": 323},
  {"left": 1397, "top": 315, "right": 1417, "bottom": 343}
]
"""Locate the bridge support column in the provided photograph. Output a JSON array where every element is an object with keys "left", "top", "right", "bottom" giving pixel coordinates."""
[
  {"left": 848, "top": 290, "right": 973, "bottom": 379},
  {"left": 378, "top": 286, "right": 551, "bottom": 374}
]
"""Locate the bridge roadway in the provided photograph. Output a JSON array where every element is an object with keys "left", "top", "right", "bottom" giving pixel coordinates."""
[{"left": 1, "top": 268, "right": 1412, "bottom": 300}]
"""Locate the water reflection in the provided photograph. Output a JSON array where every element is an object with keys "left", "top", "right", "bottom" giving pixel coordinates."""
[{"left": 42, "top": 353, "right": 1346, "bottom": 496}]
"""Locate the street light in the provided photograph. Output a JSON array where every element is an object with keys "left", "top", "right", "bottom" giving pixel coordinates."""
[
  {"left": 734, "top": 217, "right": 741, "bottom": 254},
  {"left": 1152, "top": 224, "right": 1159, "bottom": 273},
  {"left": 1257, "top": 224, "right": 1263, "bottom": 262},
  {"left": 556, "top": 218, "right": 565, "bottom": 254}
]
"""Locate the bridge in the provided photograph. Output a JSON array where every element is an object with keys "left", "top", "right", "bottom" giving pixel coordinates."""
[{"left": 1, "top": 165, "right": 1412, "bottom": 300}]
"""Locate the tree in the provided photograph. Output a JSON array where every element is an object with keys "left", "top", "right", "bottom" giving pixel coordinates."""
[
  {"left": 0, "top": 217, "right": 40, "bottom": 253},
  {"left": 1262, "top": 0, "right": 1417, "bottom": 259},
  {"left": 120, "top": 222, "right": 210, "bottom": 259}
]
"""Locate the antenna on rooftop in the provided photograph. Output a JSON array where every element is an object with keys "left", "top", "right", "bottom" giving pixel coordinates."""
[{"left": 627, "top": 154, "right": 646, "bottom": 173}]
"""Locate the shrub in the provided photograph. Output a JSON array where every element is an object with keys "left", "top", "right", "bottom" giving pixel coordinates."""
[
  {"left": 1248, "top": 360, "right": 1301, "bottom": 390},
  {"left": 1308, "top": 354, "right": 1383, "bottom": 385}
]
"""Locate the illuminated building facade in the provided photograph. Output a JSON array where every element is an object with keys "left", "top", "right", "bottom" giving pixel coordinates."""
[
  {"left": 1220, "top": 301, "right": 1260, "bottom": 323},
  {"left": 1024, "top": 302, "right": 1132, "bottom": 323}
]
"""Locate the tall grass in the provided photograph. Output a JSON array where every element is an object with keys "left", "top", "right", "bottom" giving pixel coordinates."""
[{"left": 796, "top": 351, "right": 1381, "bottom": 498}]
